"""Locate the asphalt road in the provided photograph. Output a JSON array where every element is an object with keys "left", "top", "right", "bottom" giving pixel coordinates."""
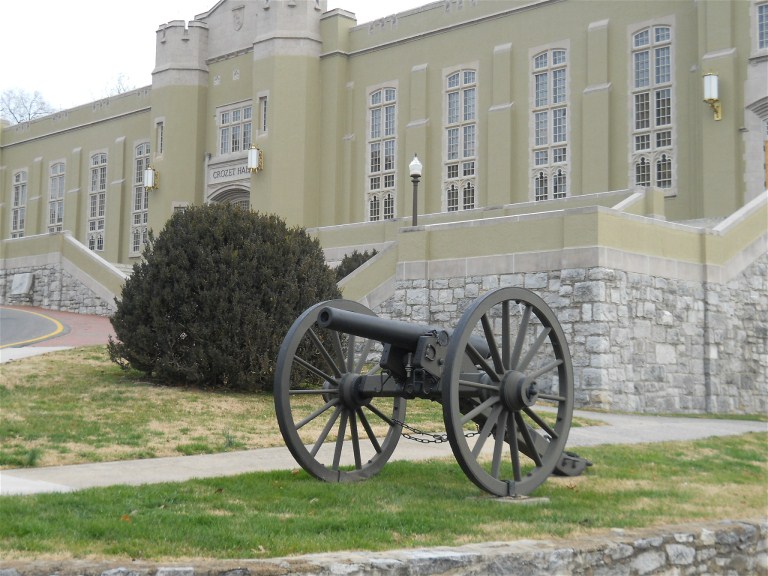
[{"left": 0, "top": 307, "right": 68, "bottom": 348}]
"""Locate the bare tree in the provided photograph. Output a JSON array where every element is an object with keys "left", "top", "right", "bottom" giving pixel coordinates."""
[{"left": 0, "top": 89, "right": 56, "bottom": 124}]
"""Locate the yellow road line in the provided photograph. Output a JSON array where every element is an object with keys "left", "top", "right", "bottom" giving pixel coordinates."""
[{"left": 0, "top": 307, "right": 65, "bottom": 349}]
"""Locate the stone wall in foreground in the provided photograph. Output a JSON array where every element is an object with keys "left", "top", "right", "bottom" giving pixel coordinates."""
[
  {"left": 377, "top": 252, "right": 768, "bottom": 415},
  {"left": 0, "top": 519, "right": 764, "bottom": 575}
]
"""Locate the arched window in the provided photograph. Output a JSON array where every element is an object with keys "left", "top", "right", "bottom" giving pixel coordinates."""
[
  {"left": 11, "top": 171, "right": 27, "bottom": 238},
  {"left": 368, "top": 87, "right": 397, "bottom": 221},
  {"left": 369, "top": 195, "right": 380, "bottom": 221},
  {"left": 383, "top": 193, "right": 395, "bottom": 220},
  {"left": 88, "top": 153, "right": 107, "bottom": 251},
  {"left": 447, "top": 184, "right": 459, "bottom": 212},
  {"left": 635, "top": 157, "right": 651, "bottom": 187},
  {"left": 463, "top": 181, "right": 475, "bottom": 210},
  {"left": 531, "top": 48, "right": 569, "bottom": 201},
  {"left": 630, "top": 25, "right": 674, "bottom": 192},
  {"left": 131, "top": 143, "right": 150, "bottom": 255},
  {"left": 49, "top": 162, "right": 65, "bottom": 233},
  {"left": 444, "top": 68, "right": 477, "bottom": 211},
  {"left": 534, "top": 171, "right": 548, "bottom": 202}
]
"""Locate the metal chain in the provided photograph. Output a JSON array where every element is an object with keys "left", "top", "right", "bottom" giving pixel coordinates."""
[{"left": 393, "top": 419, "right": 479, "bottom": 444}]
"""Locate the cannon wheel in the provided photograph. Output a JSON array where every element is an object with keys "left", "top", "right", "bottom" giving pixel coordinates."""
[
  {"left": 274, "top": 300, "right": 404, "bottom": 483},
  {"left": 442, "top": 287, "right": 574, "bottom": 497}
]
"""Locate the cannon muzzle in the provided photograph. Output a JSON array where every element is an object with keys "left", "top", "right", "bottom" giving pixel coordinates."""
[{"left": 317, "top": 306, "right": 437, "bottom": 351}]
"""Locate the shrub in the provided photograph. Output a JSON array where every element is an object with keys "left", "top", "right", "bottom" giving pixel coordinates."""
[
  {"left": 108, "top": 205, "right": 341, "bottom": 392},
  {"left": 335, "top": 249, "right": 378, "bottom": 281}
]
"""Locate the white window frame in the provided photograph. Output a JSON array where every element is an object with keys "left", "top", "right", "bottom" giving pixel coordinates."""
[
  {"left": 131, "top": 142, "right": 151, "bottom": 256},
  {"left": 367, "top": 84, "right": 398, "bottom": 222},
  {"left": 217, "top": 102, "right": 253, "bottom": 156},
  {"left": 630, "top": 22, "right": 676, "bottom": 194},
  {"left": 88, "top": 152, "right": 107, "bottom": 251},
  {"left": 48, "top": 162, "right": 65, "bottom": 233},
  {"left": 443, "top": 66, "right": 478, "bottom": 212},
  {"left": 530, "top": 46, "right": 570, "bottom": 202},
  {"left": 11, "top": 170, "right": 27, "bottom": 238},
  {"left": 754, "top": 1, "right": 768, "bottom": 53}
]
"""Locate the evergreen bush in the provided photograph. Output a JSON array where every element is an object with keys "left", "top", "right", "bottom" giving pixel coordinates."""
[
  {"left": 335, "top": 249, "right": 378, "bottom": 281},
  {"left": 108, "top": 204, "right": 341, "bottom": 392}
]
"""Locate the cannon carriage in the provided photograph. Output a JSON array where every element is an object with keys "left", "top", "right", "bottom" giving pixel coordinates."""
[{"left": 274, "top": 287, "right": 588, "bottom": 497}]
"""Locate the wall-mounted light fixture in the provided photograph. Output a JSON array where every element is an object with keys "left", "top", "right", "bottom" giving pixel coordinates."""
[
  {"left": 248, "top": 145, "right": 264, "bottom": 173},
  {"left": 144, "top": 166, "right": 159, "bottom": 191},
  {"left": 409, "top": 154, "right": 423, "bottom": 227},
  {"left": 703, "top": 73, "right": 722, "bottom": 121}
]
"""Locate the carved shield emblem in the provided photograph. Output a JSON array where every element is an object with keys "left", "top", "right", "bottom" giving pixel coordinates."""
[{"left": 233, "top": 6, "right": 244, "bottom": 31}]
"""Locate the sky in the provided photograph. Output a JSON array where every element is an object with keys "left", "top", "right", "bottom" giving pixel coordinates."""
[{"left": 1, "top": 0, "right": 426, "bottom": 111}]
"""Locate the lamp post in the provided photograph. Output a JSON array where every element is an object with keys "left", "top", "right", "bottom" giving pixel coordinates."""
[{"left": 409, "top": 154, "right": 422, "bottom": 226}]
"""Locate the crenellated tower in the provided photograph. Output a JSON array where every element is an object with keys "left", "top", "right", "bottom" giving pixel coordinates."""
[
  {"left": 249, "top": 0, "right": 327, "bottom": 227},
  {"left": 149, "top": 19, "right": 210, "bottom": 232}
]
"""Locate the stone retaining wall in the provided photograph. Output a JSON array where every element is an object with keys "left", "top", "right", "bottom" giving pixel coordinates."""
[
  {"left": 0, "top": 264, "right": 115, "bottom": 316},
  {"left": 0, "top": 520, "right": 764, "bottom": 575},
  {"left": 377, "top": 253, "right": 768, "bottom": 415}
]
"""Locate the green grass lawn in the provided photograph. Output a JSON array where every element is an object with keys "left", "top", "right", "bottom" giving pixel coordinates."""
[
  {"left": 0, "top": 346, "right": 765, "bottom": 561},
  {"left": 0, "top": 433, "right": 765, "bottom": 561}
]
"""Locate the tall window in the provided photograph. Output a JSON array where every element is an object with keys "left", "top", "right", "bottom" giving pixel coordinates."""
[
  {"left": 48, "top": 163, "right": 65, "bottom": 233},
  {"left": 156, "top": 121, "right": 164, "bottom": 156},
  {"left": 759, "top": 2, "right": 768, "bottom": 50},
  {"left": 258, "top": 95, "right": 269, "bottom": 134},
  {"left": 219, "top": 103, "right": 253, "bottom": 155},
  {"left": 131, "top": 143, "right": 151, "bottom": 255},
  {"left": 367, "top": 87, "right": 397, "bottom": 221},
  {"left": 444, "top": 69, "right": 477, "bottom": 211},
  {"left": 88, "top": 153, "right": 107, "bottom": 251},
  {"left": 631, "top": 25, "right": 674, "bottom": 190},
  {"left": 11, "top": 171, "right": 27, "bottom": 239},
  {"left": 531, "top": 49, "right": 568, "bottom": 201}
]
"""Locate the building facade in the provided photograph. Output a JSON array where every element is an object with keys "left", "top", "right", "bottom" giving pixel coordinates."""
[{"left": 1, "top": 0, "right": 767, "bottom": 266}]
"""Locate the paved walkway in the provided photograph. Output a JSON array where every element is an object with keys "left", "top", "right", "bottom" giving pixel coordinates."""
[
  {"left": 0, "top": 306, "right": 765, "bottom": 496},
  {"left": 1, "top": 411, "right": 764, "bottom": 496}
]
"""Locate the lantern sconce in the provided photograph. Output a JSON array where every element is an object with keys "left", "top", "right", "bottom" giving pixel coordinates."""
[
  {"left": 248, "top": 145, "right": 264, "bottom": 173},
  {"left": 703, "top": 73, "right": 722, "bottom": 121},
  {"left": 144, "top": 166, "right": 159, "bottom": 191}
]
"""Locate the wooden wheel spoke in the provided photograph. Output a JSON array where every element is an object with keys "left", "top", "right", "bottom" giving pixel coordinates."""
[
  {"left": 518, "top": 326, "right": 551, "bottom": 371},
  {"left": 538, "top": 393, "right": 567, "bottom": 402},
  {"left": 480, "top": 313, "right": 504, "bottom": 374},
  {"left": 350, "top": 410, "right": 362, "bottom": 469},
  {"left": 466, "top": 343, "right": 501, "bottom": 383},
  {"left": 353, "top": 338, "right": 374, "bottom": 374},
  {"left": 527, "top": 358, "right": 562, "bottom": 381},
  {"left": 357, "top": 408, "right": 382, "bottom": 454},
  {"left": 346, "top": 334, "right": 357, "bottom": 372},
  {"left": 509, "top": 303, "right": 531, "bottom": 370},
  {"left": 330, "top": 330, "right": 346, "bottom": 375},
  {"left": 460, "top": 396, "right": 499, "bottom": 426},
  {"left": 296, "top": 398, "right": 339, "bottom": 430},
  {"left": 307, "top": 327, "right": 343, "bottom": 378},
  {"left": 491, "top": 409, "right": 508, "bottom": 479},
  {"left": 472, "top": 403, "right": 503, "bottom": 457},
  {"left": 459, "top": 379, "right": 500, "bottom": 393},
  {"left": 508, "top": 410, "right": 522, "bottom": 482},
  {"left": 366, "top": 402, "right": 397, "bottom": 428},
  {"left": 523, "top": 406, "right": 558, "bottom": 440},
  {"left": 501, "top": 300, "right": 510, "bottom": 370},
  {"left": 516, "top": 412, "right": 544, "bottom": 468},
  {"left": 310, "top": 405, "right": 342, "bottom": 456},
  {"left": 332, "top": 411, "right": 349, "bottom": 469},
  {"left": 294, "top": 355, "right": 338, "bottom": 385}
]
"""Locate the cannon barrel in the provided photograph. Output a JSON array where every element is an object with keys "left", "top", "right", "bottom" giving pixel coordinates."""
[{"left": 317, "top": 306, "right": 437, "bottom": 351}]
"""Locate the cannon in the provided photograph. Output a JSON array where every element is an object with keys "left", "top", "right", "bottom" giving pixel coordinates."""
[{"left": 274, "top": 287, "right": 589, "bottom": 497}]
